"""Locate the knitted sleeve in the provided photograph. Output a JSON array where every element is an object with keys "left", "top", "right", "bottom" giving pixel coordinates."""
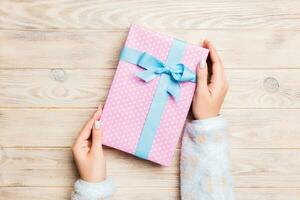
[
  {"left": 71, "top": 178, "right": 115, "bottom": 200},
  {"left": 180, "top": 116, "right": 235, "bottom": 200}
]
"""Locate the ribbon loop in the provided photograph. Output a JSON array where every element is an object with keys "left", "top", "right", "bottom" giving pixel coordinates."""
[{"left": 120, "top": 47, "right": 196, "bottom": 100}]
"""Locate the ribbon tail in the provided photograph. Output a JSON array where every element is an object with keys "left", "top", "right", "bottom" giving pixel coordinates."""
[
  {"left": 135, "top": 70, "right": 159, "bottom": 82},
  {"left": 166, "top": 79, "right": 181, "bottom": 101}
]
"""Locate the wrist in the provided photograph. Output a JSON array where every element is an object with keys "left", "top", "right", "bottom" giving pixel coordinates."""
[
  {"left": 193, "top": 113, "right": 219, "bottom": 120},
  {"left": 80, "top": 172, "right": 106, "bottom": 183},
  {"left": 188, "top": 115, "right": 227, "bottom": 132}
]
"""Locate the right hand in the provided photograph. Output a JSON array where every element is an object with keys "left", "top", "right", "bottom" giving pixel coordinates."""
[{"left": 192, "top": 40, "right": 229, "bottom": 120}]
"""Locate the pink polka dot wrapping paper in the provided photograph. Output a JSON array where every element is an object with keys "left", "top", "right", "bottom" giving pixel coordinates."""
[{"left": 100, "top": 25, "right": 209, "bottom": 166}]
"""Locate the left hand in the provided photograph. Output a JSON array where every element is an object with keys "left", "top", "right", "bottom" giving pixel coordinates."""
[{"left": 72, "top": 105, "right": 106, "bottom": 182}]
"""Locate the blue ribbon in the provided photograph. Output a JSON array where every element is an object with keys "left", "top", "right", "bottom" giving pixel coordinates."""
[
  {"left": 120, "top": 46, "right": 196, "bottom": 100},
  {"left": 120, "top": 39, "right": 195, "bottom": 160}
]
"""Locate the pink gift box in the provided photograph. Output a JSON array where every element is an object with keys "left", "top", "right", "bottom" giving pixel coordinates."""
[{"left": 101, "top": 25, "right": 209, "bottom": 166}]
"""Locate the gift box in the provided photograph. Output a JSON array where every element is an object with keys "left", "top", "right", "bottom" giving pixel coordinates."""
[{"left": 101, "top": 25, "right": 209, "bottom": 166}]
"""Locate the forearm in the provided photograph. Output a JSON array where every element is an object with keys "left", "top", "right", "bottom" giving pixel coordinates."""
[
  {"left": 71, "top": 178, "right": 115, "bottom": 200},
  {"left": 180, "top": 116, "right": 234, "bottom": 200}
]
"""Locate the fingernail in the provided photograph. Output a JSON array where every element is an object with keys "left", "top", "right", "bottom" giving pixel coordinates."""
[
  {"left": 94, "top": 120, "right": 101, "bottom": 130},
  {"left": 199, "top": 60, "right": 207, "bottom": 69}
]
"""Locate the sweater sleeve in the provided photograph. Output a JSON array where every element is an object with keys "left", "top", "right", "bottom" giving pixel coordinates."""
[
  {"left": 180, "top": 116, "right": 234, "bottom": 200},
  {"left": 71, "top": 178, "right": 115, "bottom": 200}
]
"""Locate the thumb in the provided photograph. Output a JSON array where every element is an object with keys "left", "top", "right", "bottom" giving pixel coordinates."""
[
  {"left": 196, "top": 60, "right": 208, "bottom": 92},
  {"left": 91, "top": 120, "right": 103, "bottom": 153}
]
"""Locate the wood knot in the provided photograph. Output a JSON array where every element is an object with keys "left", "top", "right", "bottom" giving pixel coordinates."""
[
  {"left": 263, "top": 77, "right": 279, "bottom": 93},
  {"left": 50, "top": 69, "right": 66, "bottom": 82}
]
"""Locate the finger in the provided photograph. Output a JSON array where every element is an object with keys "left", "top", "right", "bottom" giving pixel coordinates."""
[
  {"left": 91, "top": 120, "right": 103, "bottom": 153},
  {"left": 196, "top": 60, "right": 208, "bottom": 92},
  {"left": 92, "top": 104, "right": 103, "bottom": 120},
  {"left": 203, "top": 39, "right": 221, "bottom": 65},
  {"left": 203, "top": 40, "right": 223, "bottom": 80},
  {"left": 77, "top": 105, "right": 103, "bottom": 141},
  {"left": 203, "top": 40, "right": 227, "bottom": 88}
]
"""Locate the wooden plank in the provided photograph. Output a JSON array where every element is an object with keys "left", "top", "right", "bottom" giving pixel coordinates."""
[
  {"left": 1, "top": 148, "right": 300, "bottom": 188},
  {"left": 0, "top": 69, "right": 299, "bottom": 108},
  {"left": 226, "top": 69, "right": 300, "bottom": 108},
  {"left": 235, "top": 188, "right": 300, "bottom": 200},
  {"left": 1, "top": 187, "right": 300, "bottom": 200},
  {"left": 0, "top": 68, "right": 113, "bottom": 108},
  {"left": 1, "top": 30, "right": 300, "bottom": 69},
  {"left": 0, "top": 187, "right": 179, "bottom": 200},
  {"left": 0, "top": 0, "right": 299, "bottom": 30},
  {"left": 0, "top": 187, "right": 72, "bottom": 200},
  {"left": 225, "top": 109, "right": 300, "bottom": 149},
  {"left": 0, "top": 108, "right": 299, "bottom": 148},
  {"left": 0, "top": 148, "right": 179, "bottom": 188}
]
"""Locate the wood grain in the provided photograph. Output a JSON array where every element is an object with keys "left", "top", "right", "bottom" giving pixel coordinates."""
[
  {"left": 1, "top": 148, "right": 300, "bottom": 188},
  {"left": 0, "top": 108, "right": 300, "bottom": 148},
  {"left": 0, "top": 187, "right": 179, "bottom": 200},
  {"left": 0, "top": 0, "right": 300, "bottom": 30},
  {"left": 1, "top": 30, "right": 300, "bottom": 69},
  {"left": 1, "top": 0, "right": 300, "bottom": 199},
  {"left": 235, "top": 188, "right": 300, "bottom": 200},
  {"left": 1, "top": 187, "right": 300, "bottom": 200},
  {"left": 0, "top": 69, "right": 299, "bottom": 108}
]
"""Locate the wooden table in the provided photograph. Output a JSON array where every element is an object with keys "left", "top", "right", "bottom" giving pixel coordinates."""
[{"left": 1, "top": 0, "right": 300, "bottom": 199}]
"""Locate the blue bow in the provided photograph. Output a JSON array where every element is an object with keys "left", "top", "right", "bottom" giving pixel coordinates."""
[{"left": 120, "top": 47, "right": 196, "bottom": 100}]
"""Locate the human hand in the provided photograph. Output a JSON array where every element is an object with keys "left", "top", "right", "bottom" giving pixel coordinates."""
[
  {"left": 192, "top": 40, "right": 229, "bottom": 120},
  {"left": 72, "top": 105, "right": 106, "bottom": 182}
]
